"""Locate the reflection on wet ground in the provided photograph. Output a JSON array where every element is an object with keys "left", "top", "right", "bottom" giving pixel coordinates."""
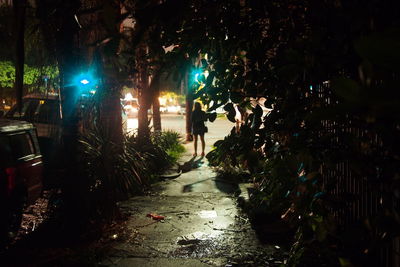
[
  {"left": 182, "top": 177, "right": 240, "bottom": 194},
  {"left": 11, "top": 190, "right": 55, "bottom": 243},
  {"left": 99, "top": 151, "right": 288, "bottom": 266}
]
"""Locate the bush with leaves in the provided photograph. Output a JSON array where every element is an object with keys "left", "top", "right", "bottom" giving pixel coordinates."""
[
  {"left": 165, "top": 1, "right": 400, "bottom": 265},
  {"left": 125, "top": 130, "right": 184, "bottom": 176},
  {"left": 151, "top": 130, "right": 185, "bottom": 164}
]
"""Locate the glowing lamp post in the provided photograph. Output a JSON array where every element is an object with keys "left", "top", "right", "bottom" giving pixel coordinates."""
[
  {"left": 80, "top": 79, "right": 90, "bottom": 85},
  {"left": 73, "top": 72, "right": 97, "bottom": 96}
]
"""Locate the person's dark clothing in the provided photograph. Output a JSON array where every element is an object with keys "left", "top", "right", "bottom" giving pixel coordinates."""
[{"left": 191, "top": 110, "right": 207, "bottom": 135}]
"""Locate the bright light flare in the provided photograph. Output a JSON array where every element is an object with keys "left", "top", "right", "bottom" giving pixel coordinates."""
[{"left": 80, "top": 79, "right": 90, "bottom": 85}]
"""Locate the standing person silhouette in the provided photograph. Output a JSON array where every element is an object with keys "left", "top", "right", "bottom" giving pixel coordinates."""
[{"left": 191, "top": 102, "right": 207, "bottom": 157}]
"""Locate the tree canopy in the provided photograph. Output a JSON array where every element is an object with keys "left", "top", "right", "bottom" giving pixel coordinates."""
[
  {"left": 0, "top": 61, "right": 58, "bottom": 89},
  {"left": 0, "top": 3, "right": 59, "bottom": 96}
]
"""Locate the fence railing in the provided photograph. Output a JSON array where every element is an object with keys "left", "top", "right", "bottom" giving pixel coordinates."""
[{"left": 315, "top": 82, "right": 398, "bottom": 267}]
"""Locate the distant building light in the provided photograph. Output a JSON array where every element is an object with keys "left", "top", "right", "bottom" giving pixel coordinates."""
[{"left": 124, "top": 92, "right": 134, "bottom": 101}]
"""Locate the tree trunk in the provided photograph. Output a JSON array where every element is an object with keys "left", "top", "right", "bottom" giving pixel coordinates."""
[
  {"left": 138, "top": 84, "right": 151, "bottom": 140},
  {"left": 152, "top": 88, "right": 161, "bottom": 132},
  {"left": 99, "top": 87, "right": 123, "bottom": 146},
  {"left": 53, "top": 1, "right": 84, "bottom": 230},
  {"left": 138, "top": 96, "right": 150, "bottom": 140},
  {"left": 97, "top": 0, "right": 123, "bottom": 148},
  {"left": 137, "top": 45, "right": 151, "bottom": 141},
  {"left": 13, "top": 0, "right": 26, "bottom": 112},
  {"left": 35, "top": 0, "right": 82, "bottom": 230}
]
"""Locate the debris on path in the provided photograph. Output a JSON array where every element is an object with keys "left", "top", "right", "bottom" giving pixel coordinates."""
[{"left": 146, "top": 213, "right": 166, "bottom": 221}]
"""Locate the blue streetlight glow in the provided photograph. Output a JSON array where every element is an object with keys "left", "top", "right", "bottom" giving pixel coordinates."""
[
  {"left": 74, "top": 71, "right": 96, "bottom": 87},
  {"left": 72, "top": 71, "right": 98, "bottom": 97},
  {"left": 191, "top": 70, "right": 203, "bottom": 84},
  {"left": 194, "top": 73, "right": 200, "bottom": 83},
  {"left": 80, "top": 79, "right": 90, "bottom": 85}
]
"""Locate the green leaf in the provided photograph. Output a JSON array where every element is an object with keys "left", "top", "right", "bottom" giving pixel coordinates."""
[
  {"left": 339, "top": 258, "right": 354, "bottom": 267},
  {"left": 251, "top": 118, "right": 262, "bottom": 130},
  {"left": 227, "top": 112, "right": 236, "bottom": 123},
  {"left": 205, "top": 85, "right": 219, "bottom": 97},
  {"left": 230, "top": 91, "right": 243, "bottom": 103},
  {"left": 205, "top": 71, "right": 215, "bottom": 87},
  {"left": 223, "top": 103, "right": 237, "bottom": 122},
  {"left": 224, "top": 102, "right": 235, "bottom": 113},
  {"left": 213, "top": 140, "right": 224, "bottom": 147},
  {"left": 316, "top": 225, "right": 328, "bottom": 242},
  {"left": 331, "top": 78, "right": 361, "bottom": 102},
  {"left": 251, "top": 108, "right": 262, "bottom": 130},
  {"left": 276, "top": 64, "right": 300, "bottom": 82},
  {"left": 207, "top": 112, "right": 217, "bottom": 122},
  {"left": 253, "top": 104, "right": 263, "bottom": 117},
  {"left": 354, "top": 28, "right": 400, "bottom": 71},
  {"left": 201, "top": 58, "right": 208, "bottom": 68}
]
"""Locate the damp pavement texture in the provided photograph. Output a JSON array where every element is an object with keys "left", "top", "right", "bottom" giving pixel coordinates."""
[{"left": 99, "top": 140, "right": 288, "bottom": 267}]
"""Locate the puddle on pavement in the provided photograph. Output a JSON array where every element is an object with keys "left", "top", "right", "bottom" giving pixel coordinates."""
[
  {"left": 174, "top": 231, "right": 228, "bottom": 258},
  {"left": 15, "top": 190, "right": 54, "bottom": 240},
  {"left": 178, "top": 231, "right": 219, "bottom": 242}
]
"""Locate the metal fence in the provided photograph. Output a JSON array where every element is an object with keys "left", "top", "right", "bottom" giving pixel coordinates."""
[{"left": 314, "top": 82, "right": 399, "bottom": 267}]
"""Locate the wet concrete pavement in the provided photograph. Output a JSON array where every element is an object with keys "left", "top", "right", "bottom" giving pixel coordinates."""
[{"left": 99, "top": 129, "right": 286, "bottom": 266}]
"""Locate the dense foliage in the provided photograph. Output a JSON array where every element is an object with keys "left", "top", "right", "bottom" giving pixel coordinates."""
[
  {"left": 136, "top": 0, "right": 400, "bottom": 266},
  {"left": 0, "top": 4, "right": 59, "bottom": 96},
  {"left": 0, "top": 61, "right": 58, "bottom": 90}
]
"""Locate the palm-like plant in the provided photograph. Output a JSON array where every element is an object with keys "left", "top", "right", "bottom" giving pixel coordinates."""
[{"left": 79, "top": 124, "right": 151, "bottom": 199}]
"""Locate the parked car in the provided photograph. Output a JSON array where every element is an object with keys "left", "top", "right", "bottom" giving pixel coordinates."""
[
  {"left": 0, "top": 119, "right": 43, "bottom": 240},
  {"left": 178, "top": 104, "right": 186, "bottom": 115},
  {"left": 6, "top": 93, "right": 129, "bottom": 137},
  {"left": 4, "top": 94, "right": 65, "bottom": 178},
  {"left": 5, "top": 94, "right": 128, "bottom": 167},
  {"left": 5, "top": 93, "right": 62, "bottom": 140},
  {"left": 160, "top": 105, "right": 168, "bottom": 113},
  {"left": 122, "top": 98, "right": 139, "bottom": 118},
  {"left": 166, "top": 105, "right": 181, "bottom": 114}
]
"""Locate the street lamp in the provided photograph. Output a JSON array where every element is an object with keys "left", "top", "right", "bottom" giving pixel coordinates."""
[
  {"left": 73, "top": 72, "right": 98, "bottom": 95},
  {"left": 80, "top": 79, "right": 90, "bottom": 85}
]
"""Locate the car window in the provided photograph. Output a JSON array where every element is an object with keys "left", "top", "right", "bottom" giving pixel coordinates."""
[
  {"left": 7, "top": 99, "right": 39, "bottom": 121},
  {"left": 34, "top": 99, "right": 60, "bottom": 124},
  {"left": 9, "top": 132, "right": 35, "bottom": 159}
]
